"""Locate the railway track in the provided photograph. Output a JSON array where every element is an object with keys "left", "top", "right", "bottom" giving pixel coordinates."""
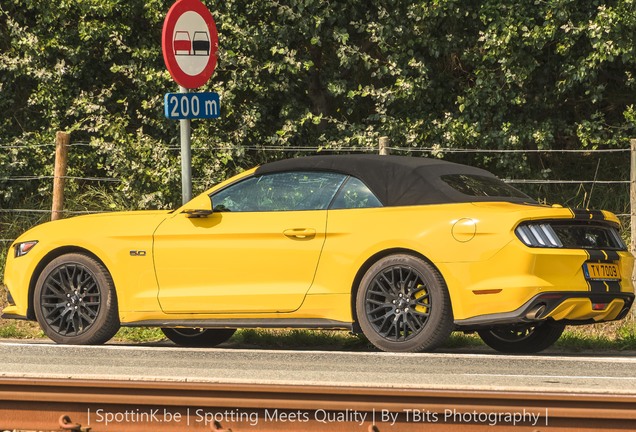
[{"left": 1, "top": 377, "right": 635, "bottom": 431}]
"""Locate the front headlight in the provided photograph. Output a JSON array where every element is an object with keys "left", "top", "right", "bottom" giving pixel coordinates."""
[{"left": 13, "top": 241, "right": 38, "bottom": 258}]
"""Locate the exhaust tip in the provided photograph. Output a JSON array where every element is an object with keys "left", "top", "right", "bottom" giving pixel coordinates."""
[{"left": 525, "top": 304, "right": 547, "bottom": 320}]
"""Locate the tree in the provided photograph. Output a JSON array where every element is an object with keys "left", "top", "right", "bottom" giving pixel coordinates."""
[{"left": 0, "top": 0, "right": 634, "bottom": 211}]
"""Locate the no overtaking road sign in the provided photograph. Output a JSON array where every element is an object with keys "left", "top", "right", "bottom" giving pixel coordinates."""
[{"left": 162, "top": 0, "right": 218, "bottom": 89}]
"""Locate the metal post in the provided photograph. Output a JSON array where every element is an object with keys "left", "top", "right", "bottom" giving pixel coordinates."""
[
  {"left": 179, "top": 86, "right": 192, "bottom": 204},
  {"left": 379, "top": 136, "right": 390, "bottom": 156}
]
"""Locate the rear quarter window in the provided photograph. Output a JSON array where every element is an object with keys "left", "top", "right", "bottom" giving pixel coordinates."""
[{"left": 441, "top": 174, "right": 529, "bottom": 199}]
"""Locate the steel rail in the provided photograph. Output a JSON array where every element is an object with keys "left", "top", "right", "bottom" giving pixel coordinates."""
[{"left": 1, "top": 377, "right": 635, "bottom": 431}]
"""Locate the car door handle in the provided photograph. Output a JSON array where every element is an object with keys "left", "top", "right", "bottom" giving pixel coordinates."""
[{"left": 283, "top": 228, "right": 316, "bottom": 240}]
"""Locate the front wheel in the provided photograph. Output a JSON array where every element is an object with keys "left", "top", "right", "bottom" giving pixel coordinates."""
[
  {"left": 34, "top": 253, "right": 120, "bottom": 344},
  {"left": 477, "top": 322, "right": 565, "bottom": 353},
  {"left": 161, "top": 328, "right": 236, "bottom": 347},
  {"left": 356, "top": 254, "right": 454, "bottom": 352}
]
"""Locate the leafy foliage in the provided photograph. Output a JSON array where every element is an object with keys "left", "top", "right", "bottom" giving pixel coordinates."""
[{"left": 0, "top": 0, "right": 634, "bottom": 214}]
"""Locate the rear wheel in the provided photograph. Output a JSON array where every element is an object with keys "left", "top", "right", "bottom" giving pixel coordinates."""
[
  {"left": 356, "top": 254, "right": 454, "bottom": 352},
  {"left": 477, "top": 322, "right": 565, "bottom": 353},
  {"left": 161, "top": 328, "right": 236, "bottom": 347},
  {"left": 34, "top": 253, "right": 119, "bottom": 344}
]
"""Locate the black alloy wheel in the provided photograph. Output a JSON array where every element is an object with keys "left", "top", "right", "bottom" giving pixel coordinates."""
[
  {"left": 161, "top": 327, "right": 237, "bottom": 347},
  {"left": 477, "top": 321, "right": 566, "bottom": 353},
  {"left": 356, "top": 254, "right": 453, "bottom": 352},
  {"left": 34, "top": 253, "right": 119, "bottom": 344}
]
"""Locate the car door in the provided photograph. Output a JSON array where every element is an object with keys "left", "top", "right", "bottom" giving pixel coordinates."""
[{"left": 153, "top": 171, "right": 346, "bottom": 314}]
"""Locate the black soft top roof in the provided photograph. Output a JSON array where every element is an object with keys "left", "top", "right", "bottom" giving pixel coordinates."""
[{"left": 255, "top": 154, "right": 531, "bottom": 206}]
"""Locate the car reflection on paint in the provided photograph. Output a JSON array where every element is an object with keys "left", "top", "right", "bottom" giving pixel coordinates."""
[
  {"left": 192, "top": 31, "right": 210, "bottom": 56},
  {"left": 2, "top": 155, "right": 634, "bottom": 353}
]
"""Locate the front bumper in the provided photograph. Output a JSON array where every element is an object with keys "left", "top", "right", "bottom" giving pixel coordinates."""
[
  {"left": 455, "top": 291, "right": 635, "bottom": 330},
  {"left": 1, "top": 286, "right": 29, "bottom": 320},
  {"left": 0, "top": 308, "right": 28, "bottom": 320}
]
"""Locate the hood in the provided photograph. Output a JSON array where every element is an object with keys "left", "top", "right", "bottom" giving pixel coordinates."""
[{"left": 12, "top": 210, "right": 173, "bottom": 246}]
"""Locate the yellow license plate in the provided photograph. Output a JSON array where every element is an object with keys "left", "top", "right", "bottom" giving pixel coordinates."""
[{"left": 583, "top": 262, "right": 621, "bottom": 281}]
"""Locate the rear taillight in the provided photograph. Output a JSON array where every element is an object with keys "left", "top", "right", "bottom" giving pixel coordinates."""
[
  {"left": 515, "top": 221, "right": 626, "bottom": 250},
  {"left": 516, "top": 223, "right": 562, "bottom": 248}
]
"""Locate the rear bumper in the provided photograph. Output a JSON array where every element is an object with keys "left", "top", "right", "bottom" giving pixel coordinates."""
[{"left": 455, "top": 291, "right": 635, "bottom": 330}]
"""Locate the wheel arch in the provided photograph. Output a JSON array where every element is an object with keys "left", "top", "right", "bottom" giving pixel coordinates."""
[
  {"left": 27, "top": 246, "right": 115, "bottom": 320},
  {"left": 349, "top": 247, "right": 450, "bottom": 333}
]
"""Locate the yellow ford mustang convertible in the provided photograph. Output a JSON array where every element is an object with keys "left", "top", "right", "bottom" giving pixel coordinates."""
[{"left": 3, "top": 155, "right": 634, "bottom": 353}]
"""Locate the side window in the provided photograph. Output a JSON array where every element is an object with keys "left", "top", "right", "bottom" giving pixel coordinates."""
[
  {"left": 211, "top": 171, "right": 347, "bottom": 212},
  {"left": 440, "top": 174, "right": 529, "bottom": 199},
  {"left": 330, "top": 176, "right": 382, "bottom": 209}
]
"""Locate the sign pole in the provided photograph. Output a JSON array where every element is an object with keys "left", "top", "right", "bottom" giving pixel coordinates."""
[
  {"left": 163, "top": 0, "right": 219, "bottom": 205},
  {"left": 179, "top": 85, "right": 193, "bottom": 204}
]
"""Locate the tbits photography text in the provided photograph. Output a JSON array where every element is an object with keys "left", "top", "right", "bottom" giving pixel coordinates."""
[{"left": 87, "top": 406, "right": 549, "bottom": 428}]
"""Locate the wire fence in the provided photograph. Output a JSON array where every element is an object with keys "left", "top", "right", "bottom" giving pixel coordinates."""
[
  {"left": 1, "top": 141, "right": 631, "bottom": 184},
  {"left": 2, "top": 176, "right": 630, "bottom": 185},
  {"left": 1, "top": 176, "right": 121, "bottom": 182},
  {"left": 1, "top": 141, "right": 633, "bottom": 242},
  {"left": 1, "top": 140, "right": 632, "bottom": 153}
]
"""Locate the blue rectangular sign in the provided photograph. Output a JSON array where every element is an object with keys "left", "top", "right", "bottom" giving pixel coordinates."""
[{"left": 164, "top": 92, "right": 220, "bottom": 120}]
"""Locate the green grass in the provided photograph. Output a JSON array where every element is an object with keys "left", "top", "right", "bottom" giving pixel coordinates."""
[
  {"left": 2, "top": 321, "right": 635, "bottom": 352},
  {"left": 109, "top": 328, "right": 485, "bottom": 350},
  {"left": 0, "top": 320, "right": 44, "bottom": 339},
  {"left": 555, "top": 317, "right": 636, "bottom": 352},
  {"left": 112, "top": 327, "right": 166, "bottom": 343},
  {"left": 442, "top": 332, "right": 484, "bottom": 349}
]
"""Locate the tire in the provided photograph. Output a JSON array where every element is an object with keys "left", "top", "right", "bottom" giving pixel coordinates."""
[
  {"left": 34, "top": 253, "right": 120, "bottom": 344},
  {"left": 161, "top": 328, "right": 236, "bottom": 347},
  {"left": 355, "top": 254, "right": 454, "bottom": 352},
  {"left": 477, "top": 322, "right": 565, "bottom": 353}
]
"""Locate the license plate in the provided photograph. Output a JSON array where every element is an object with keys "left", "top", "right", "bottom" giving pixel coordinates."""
[{"left": 583, "top": 262, "right": 621, "bottom": 281}]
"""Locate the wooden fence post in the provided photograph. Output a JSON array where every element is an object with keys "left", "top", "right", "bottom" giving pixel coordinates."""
[
  {"left": 631, "top": 139, "right": 636, "bottom": 285},
  {"left": 51, "top": 131, "right": 70, "bottom": 221},
  {"left": 379, "top": 136, "right": 390, "bottom": 155}
]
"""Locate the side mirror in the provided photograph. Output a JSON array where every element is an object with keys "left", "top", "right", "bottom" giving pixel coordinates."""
[{"left": 182, "top": 209, "right": 214, "bottom": 218}]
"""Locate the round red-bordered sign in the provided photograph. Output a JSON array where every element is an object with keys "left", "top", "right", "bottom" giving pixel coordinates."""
[{"left": 162, "top": 0, "right": 218, "bottom": 89}]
